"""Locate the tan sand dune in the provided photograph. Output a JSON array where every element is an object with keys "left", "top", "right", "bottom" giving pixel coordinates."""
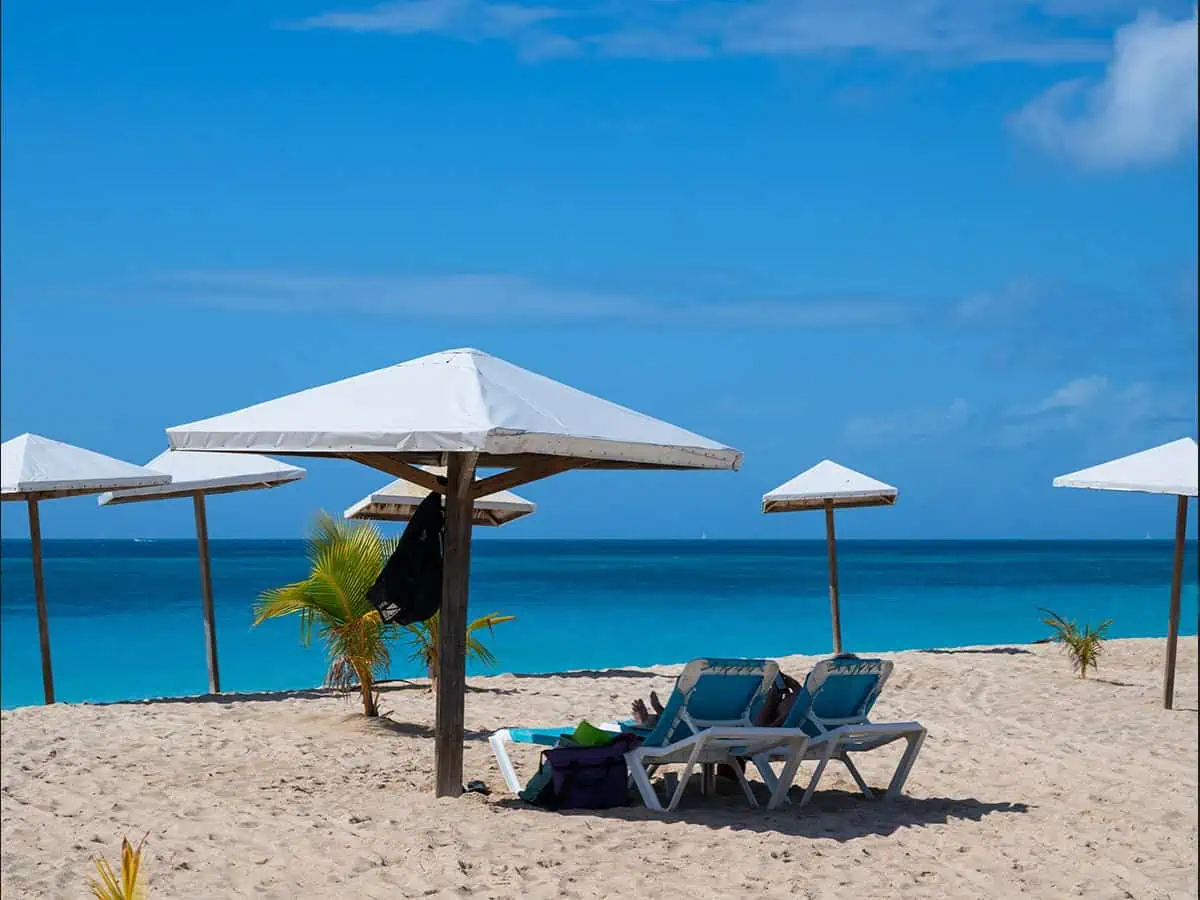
[{"left": 2, "top": 636, "right": 1196, "bottom": 899}]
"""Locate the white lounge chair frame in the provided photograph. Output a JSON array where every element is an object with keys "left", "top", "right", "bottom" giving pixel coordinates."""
[{"left": 751, "top": 658, "right": 926, "bottom": 806}]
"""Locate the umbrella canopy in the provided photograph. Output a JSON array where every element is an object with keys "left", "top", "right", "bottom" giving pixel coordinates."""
[
  {"left": 344, "top": 467, "right": 534, "bottom": 527},
  {"left": 166, "top": 346, "right": 741, "bottom": 797},
  {"left": 1053, "top": 437, "right": 1198, "bottom": 709},
  {"left": 2, "top": 432, "right": 170, "bottom": 500},
  {"left": 166, "top": 347, "right": 739, "bottom": 470},
  {"left": 1, "top": 433, "right": 172, "bottom": 705},
  {"left": 762, "top": 460, "right": 898, "bottom": 513},
  {"left": 762, "top": 461, "right": 898, "bottom": 655},
  {"left": 1053, "top": 437, "right": 1198, "bottom": 497},
  {"left": 97, "top": 449, "right": 304, "bottom": 505},
  {"left": 97, "top": 450, "right": 305, "bottom": 695}
]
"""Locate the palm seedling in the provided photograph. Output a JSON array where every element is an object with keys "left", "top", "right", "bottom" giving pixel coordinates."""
[
  {"left": 1040, "top": 608, "right": 1112, "bottom": 680},
  {"left": 405, "top": 610, "right": 516, "bottom": 690},
  {"left": 255, "top": 513, "right": 399, "bottom": 716},
  {"left": 88, "top": 835, "right": 147, "bottom": 900}
]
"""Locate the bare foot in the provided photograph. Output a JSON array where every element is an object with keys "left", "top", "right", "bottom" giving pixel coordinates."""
[
  {"left": 632, "top": 699, "right": 651, "bottom": 724},
  {"left": 650, "top": 691, "right": 664, "bottom": 714}
]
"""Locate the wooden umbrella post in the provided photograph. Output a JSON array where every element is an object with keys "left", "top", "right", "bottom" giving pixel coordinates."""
[
  {"left": 1163, "top": 495, "right": 1189, "bottom": 710},
  {"left": 27, "top": 498, "right": 55, "bottom": 705},
  {"left": 824, "top": 499, "right": 843, "bottom": 655},
  {"left": 434, "top": 452, "right": 478, "bottom": 798},
  {"left": 193, "top": 493, "right": 221, "bottom": 695}
]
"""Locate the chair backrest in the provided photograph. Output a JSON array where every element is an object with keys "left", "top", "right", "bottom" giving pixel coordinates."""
[
  {"left": 640, "top": 657, "right": 779, "bottom": 747},
  {"left": 782, "top": 655, "right": 893, "bottom": 736}
]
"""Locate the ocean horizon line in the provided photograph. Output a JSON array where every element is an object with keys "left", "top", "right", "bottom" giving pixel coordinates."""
[{"left": 3, "top": 536, "right": 1198, "bottom": 544}]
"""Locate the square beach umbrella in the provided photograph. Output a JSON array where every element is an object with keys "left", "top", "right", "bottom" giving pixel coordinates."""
[
  {"left": 165, "top": 347, "right": 741, "bottom": 796},
  {"left": 98, "top": 450, "right": 306, "bottom": 694},
  {"left": 1, "top": 433, "right": 171, "bottom": 704},
  {"left": 344, "top": 466, "right": 535, "bottom": 527},
  {"left": 1054, "top": 437, "right": 1198, "bottom": 709},
  {"left": 763, "top": 460, "right": 898, "bottom": 654}
]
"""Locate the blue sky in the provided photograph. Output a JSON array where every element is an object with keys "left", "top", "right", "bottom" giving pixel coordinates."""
[{"left": 1, "top": 1, "right": 1196, "bottom": 540}]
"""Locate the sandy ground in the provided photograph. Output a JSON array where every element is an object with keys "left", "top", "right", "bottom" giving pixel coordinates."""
[{"left": 1, "top": 636, "right": 1196, "bottom": 899}]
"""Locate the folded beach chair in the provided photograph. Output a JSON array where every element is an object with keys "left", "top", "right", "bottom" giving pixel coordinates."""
[
  {"left": 750, "top": 656, "right": 926, "bottom": 808},
  {"left": 489, "top": 723, "right": 622, "bottom": 796},
  {"left": 622, "top": 657, "right": 811, "bottom": 812}
]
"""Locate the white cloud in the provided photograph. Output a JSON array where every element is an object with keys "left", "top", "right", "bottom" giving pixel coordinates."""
[
  {"left": 153, "top": 270, "right": 913, "bottom": 327},
  {"left": 842, "top": 399, "right": 972, "bottom": 446},
  {"left": 1019, "top": 375, "right": 1110, "bottom": 415},
  {"left": 1011, "top": 9, "right": 1198, "bottom": 168},
  {"left": 842, "top": 375, "right": 1195, "bottom": 449},
  {"left": 288, "top": 0, "right": 1151, "bottom": 64}
]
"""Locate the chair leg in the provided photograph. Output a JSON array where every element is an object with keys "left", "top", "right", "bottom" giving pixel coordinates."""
[
  {"left": 841, "top": 754, "right": 873, "bottom": 798},
  {"left": 767, "top": 740, "right": 809, "bottom": 811},
  {"left": 628, "top": 753, "right": 664, "bottom": 812},
  {"left": 667, "top": 743, "right": 706, "bottom": 811},
  {"left": 800, "top": 740, "right": 839, "bottom": 807},
  {"left": 702, "top": 763, "right": 716, "bottom": 797},
  {"left": 489, "top": 731, "right": 523, "bottom": 794},
  {"left": 885, "top": 729, "right": 926, "bottom": 800},
  {"left": 728, "top": 759, "right": 760, "bottom": 808}
]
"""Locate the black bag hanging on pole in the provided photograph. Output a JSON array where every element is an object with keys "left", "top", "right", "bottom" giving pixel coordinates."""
[{"left": 367, "top": 490, "right": 445, "bottom": 625}]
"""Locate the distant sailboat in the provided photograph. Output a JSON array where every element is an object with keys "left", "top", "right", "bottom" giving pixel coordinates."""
[{"left": 700, "top": 530, "right": 708, "bottom": 540}]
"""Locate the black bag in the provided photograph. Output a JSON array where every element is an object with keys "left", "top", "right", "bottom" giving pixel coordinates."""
[
  {"left": 367, "top": 491, "right": 444, "bottom": 625},
  {"left": 532, "top": 733, "right": 641, "bottom": 811}
]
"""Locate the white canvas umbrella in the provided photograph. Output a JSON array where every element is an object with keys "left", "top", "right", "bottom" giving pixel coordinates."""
[
  {"left": 166, "top": 347, "right": 741, "bottom": 796},
  {"left": 763, "top": 460, "right": 898, "bottom": 654},
  {"left": 344, "top": 467, "right": 534, "bottom": 527},
  {"left": 98, "top": 450, "right": 305, "bottom": 694},
  {"left": 1054, "top": 437, "right": 1198, "bottom": 709},
  {"left": 1, "top": 433, "right": 171, "bottom": 704}
]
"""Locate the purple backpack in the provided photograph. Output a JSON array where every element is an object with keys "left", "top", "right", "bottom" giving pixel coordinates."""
[{"left": 538, "top": 733, "right": 641, "bottom": 811}]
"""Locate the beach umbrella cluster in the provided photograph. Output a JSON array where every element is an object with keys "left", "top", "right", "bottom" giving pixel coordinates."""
[
  {"left": 98, "top": 450, "right": 306, "bottom": 694},
  {"left": 3, "top": 347, "right": 1196, "bottom": 798},
  {"left": 1, "top": 434, "right": 171, "bottom": 704}
]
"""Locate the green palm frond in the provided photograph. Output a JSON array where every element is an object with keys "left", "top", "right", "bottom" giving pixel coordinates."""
[{"left": 405, "top": 610, "right": 515, "bottom": 678}]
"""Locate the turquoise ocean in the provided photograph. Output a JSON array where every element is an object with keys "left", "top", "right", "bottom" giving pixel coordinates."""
[{"left": 1, "top": 539, "right": 1196, "bottom": 708}]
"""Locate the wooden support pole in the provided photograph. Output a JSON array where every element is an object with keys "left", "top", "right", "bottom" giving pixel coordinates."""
[
  {"left": 1163, "top": 495, "right": 1189, "bottom": 710},
  {"left": 27, "top": 498, "right": 55, "bottom": 705},
  {"left": 193, "top": 494, "right": 221, "bottom": 695},
  {"left": 824, "top": 500, "right": 843, "bottom": 655},
  {"left": 434, "top": 452, "right": 478, "bottom": 797}
]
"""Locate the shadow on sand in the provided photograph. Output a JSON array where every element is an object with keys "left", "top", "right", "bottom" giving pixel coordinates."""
[
  {"left": 496, "top": 788, "right": 1030, "bottom": 839},
  {"left": 95, "top": 677, "right": 517, "bottom": 707},
  {"left": 508, "top": 668, "right": 662, "bottom": 681},
  {"left": 918, "top": 647, "right": 1032, "bottom": 656}
]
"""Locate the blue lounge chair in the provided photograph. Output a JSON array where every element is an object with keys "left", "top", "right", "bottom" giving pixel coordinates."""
[
  {"left": 621, "top": 657, "right": 811, "bottom": 811},
  {"left": 750, "top": 655, "right": 927, "bottom": 807},
  {"left": 489, "top": 657, "right": 812, "bottom": 812}
]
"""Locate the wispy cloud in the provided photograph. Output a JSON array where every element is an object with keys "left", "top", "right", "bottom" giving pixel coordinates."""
[
  {"left": 846, "top": 374, "right": 1195, "bottom": 449},
  {"left": 842, "top": 399, "right": 973, "bottom": 446},
  {"left": 1010, "top": 9, "right": 1198, "bottom": 168},
  {"left": 286, "top": 0, "right": 1158, "bottom": 64},
  {"left": 154, "top": 269, "right": 915, "bottom": 327}
]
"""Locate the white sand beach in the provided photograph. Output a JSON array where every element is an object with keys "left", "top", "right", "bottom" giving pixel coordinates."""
[{"left": 2, "top": 636, "right": 1196, "bottom": 899}]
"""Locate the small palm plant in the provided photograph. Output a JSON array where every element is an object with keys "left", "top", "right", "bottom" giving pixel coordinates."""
[
  {"left": 405, "top": 610, "right": 516, "bottom": 690},
  {"left": 255, "top": 513, "right": 399, "bottom": 717},
  {"left": 1040, "top": 608, "right": 1112, "bottom": 679},
  {"left": 88, "top": 835, "right": 146, "bottom": 900}
]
